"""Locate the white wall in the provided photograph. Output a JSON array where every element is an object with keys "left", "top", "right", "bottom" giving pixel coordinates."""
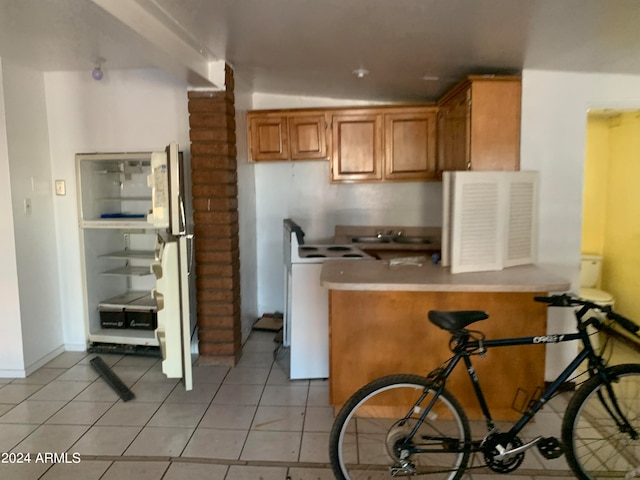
[
  {"left": 252, "top": 93, "right": 443, "bottom": 314},
  {"left": 44, "top": 68, "right": 191, "bottom": 349},
  {"left": 520, "top": 69, "right": 640, "bottom": 378},
  {"left": 0, "top": 60, "right": 26, "bottom": 376},
  {"left": 3, "top": 61, "right": 65, "bottom": 373},
  {"left": 235, "top": 73, "right": 259, "bottom": 341}
]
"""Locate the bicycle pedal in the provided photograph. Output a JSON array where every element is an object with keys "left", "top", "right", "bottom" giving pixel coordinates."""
[{"left": 537, "top": 437, "right": 564, "bottom": 460}]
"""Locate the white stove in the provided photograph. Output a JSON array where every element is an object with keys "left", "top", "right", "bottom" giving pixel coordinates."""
[{"left": 283, "top": 219, "right": 370, "bottom": 379}]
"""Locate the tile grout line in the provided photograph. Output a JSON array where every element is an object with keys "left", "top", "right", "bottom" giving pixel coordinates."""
[
  {"left": 72, "top": 454, "right": 578, "bottom": 477},
  {"left": 65, "top": 355, "right": 161, "bottom": 461},
  {"left": 174, "top": 365, "right": 228, "bottom": 459},
  {"left": 234, "top": 351, "right": 277, "bottom": 463}
]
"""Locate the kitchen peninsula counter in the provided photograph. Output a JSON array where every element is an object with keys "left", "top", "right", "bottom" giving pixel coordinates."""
[
  {"left": 321, "top": 259, "right": 569, "bottom": 292},
  {"left": 322, "top": 260, "right": 570, "bottom": 420}
]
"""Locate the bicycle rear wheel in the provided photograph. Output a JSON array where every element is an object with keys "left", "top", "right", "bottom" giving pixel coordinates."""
[
  {"left": 329, "top": 374, "right": 471, "bottom": 480},
  {"left": 562, "top": 363, "right": 640, "bottom": 479}
]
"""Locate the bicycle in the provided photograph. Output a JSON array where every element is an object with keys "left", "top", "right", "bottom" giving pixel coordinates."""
[{"left": 329, "top": 294, "right": 640, "bottom": 479}]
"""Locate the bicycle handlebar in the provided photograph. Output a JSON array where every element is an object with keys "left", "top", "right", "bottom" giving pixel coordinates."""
[{"left": 534, "top": 294, "right": 640, "bottom": 336}]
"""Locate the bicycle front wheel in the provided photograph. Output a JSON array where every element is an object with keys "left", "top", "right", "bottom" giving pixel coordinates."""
[
  {"left": 329, "top": 374, "right": 471, "bottom": 480},
  {"left": 562, "top": 363, "right": 640, "bottom": 479}
]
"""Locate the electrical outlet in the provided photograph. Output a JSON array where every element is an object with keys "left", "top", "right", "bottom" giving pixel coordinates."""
[{"left": 55, "top": 180, "right": 66, "bottom": 196}]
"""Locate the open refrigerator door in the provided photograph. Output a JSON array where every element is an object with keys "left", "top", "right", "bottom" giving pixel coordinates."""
[{"left": 148, "top": 143, "right": 194, "bottom": 390}]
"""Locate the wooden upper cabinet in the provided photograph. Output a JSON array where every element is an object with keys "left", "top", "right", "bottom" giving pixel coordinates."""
[
  {"left": 330, "top": 107, "right": 437, "bottom": 183},
  {"left": 248, "top": 115, "right": 289, "bottom": 161},
  {"left": 437, "top": 89, "right": 470, "bottom": 172},
  {"left": 248, "top": 111, "right": 328, "bottom": 162},
  {"left": 384, "top": 110, "right": 437, "bottom": 180},
  {"left": 288, "top": 114, "right": 328, "bottom": 160},
  {"left": 331, "top": 112, "right": 383, "bottom": 182},
  {"left": 437, "top": 76, "right": 521, "bottom": 175}
]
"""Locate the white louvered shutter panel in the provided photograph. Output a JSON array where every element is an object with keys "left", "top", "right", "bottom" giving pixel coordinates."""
[
  {"left": 447, "top": 171, "right": 538, "bottom": 273},
  {"left": 504, "top": 172, "right": 538, "bottom": 267},
  {"left": 451, "top": 172, "right": 505, "bottom": 273}
]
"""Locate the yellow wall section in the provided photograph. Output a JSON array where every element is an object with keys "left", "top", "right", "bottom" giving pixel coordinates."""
[
  {"left": 602, "top": 113, "right": 640, "bottom": 324},
  {"left": 582, "top": 117, "right": 609, "bottom": 256},
  {"left": 583, "top": 112, "right": 640, "bottom": 325}
]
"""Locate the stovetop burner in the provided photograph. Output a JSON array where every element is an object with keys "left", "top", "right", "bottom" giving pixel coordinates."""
[
  {"left": 286, "top": 219, "right": 372, "bottom": 265},
  {"left": 296, "top": 244, "right": 370, "bottom": 260},
  {"left": 327, "top": 246, "right": 351, "bottom": 252}
]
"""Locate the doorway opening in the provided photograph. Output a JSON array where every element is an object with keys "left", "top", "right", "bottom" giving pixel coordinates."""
[{"left": 582, "top": 109, "right": 640, "bottom": 362}]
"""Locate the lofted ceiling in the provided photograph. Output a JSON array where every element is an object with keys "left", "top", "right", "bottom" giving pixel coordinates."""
[{"left": 1, "top": 0, "right": 640, "bottom": 102}]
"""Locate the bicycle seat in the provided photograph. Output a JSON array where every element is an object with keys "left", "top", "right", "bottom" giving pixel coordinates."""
[{"left": 428, "top": 310, "right": 489, "bottom": 332}]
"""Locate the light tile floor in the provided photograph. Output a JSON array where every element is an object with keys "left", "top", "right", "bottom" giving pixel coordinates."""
[{"left": 0, "top": 331, "right": 636, "bottom": 479}]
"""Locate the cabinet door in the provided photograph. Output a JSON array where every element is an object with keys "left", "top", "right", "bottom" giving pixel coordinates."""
[
  {"left": 468, "top": 80, "right": 521, "bottom": 171},
  {"left": 331, "top": 113, "right": 383, "bottom": 182},
  {"left": 384, "top": 110, "right": 437, "bottom": 180},
  {"left": 289, "top": 113, "right": 328, "bottom": 160},
  {"left": 437, "top": 88, "right": 471, "bottom": 175},
  {"left": 248, "top": 115, "right": 289, "bottom": 161}
]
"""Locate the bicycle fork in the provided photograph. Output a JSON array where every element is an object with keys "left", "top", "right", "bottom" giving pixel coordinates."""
[{"left": 596, "top": 375, "right": 639, "bottom": 441}]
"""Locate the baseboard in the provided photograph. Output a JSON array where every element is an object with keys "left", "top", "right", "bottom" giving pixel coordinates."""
[
  {"left": 64, "top": 342, "right": 89, "bottom": 352},
  {"left": 24, "top": 345, "right": 67, "bottom": 376},
  {"left": 0, "top": 368, "right": 27, "bottom": 378}
]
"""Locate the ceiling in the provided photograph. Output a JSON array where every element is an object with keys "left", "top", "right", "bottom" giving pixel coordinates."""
[{"left": 1, "top": 0, "right": 640, "bottom": 102}]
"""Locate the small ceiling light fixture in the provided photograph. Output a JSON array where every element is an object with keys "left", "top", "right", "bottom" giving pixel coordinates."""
[
  {"left": 91, "top": 58, "right": 105, "bottom": 81},
  {"left": 352, "top": 68, "right": 370, "bottom": 79},
  {"left": 421, "top": 74, "right": 440, "bottom": 81}
]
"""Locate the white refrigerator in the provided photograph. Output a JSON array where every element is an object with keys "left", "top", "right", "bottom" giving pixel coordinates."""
[{"left": 76, "top": 143, "right": 196, "bottom": 390}]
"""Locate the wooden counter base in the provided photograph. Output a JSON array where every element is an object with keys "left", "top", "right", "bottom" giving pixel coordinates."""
[{"left": 329, "top": 290, "right": 549, "bottom": 421}]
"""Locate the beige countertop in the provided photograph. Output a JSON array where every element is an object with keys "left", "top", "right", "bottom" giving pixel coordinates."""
[{"left": 321, "top": 259, "right": 570, "bottom": 292}]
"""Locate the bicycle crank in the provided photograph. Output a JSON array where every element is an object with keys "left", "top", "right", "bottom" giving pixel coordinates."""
[
  {"left": 482, "top": 433, "right": 539, "bottom": 473},
  {"left": 495, "top": 435, "right": 542, "bottom": 460}
]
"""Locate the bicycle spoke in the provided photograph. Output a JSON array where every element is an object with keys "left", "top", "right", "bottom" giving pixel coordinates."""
[
  {"left": 330, "top": 375, "right": 471, "bottom": 480},
  {"left": 563, "top": 364, "right": 640, "bottom": 479}
]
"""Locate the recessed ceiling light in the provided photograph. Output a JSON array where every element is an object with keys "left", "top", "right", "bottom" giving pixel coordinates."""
[
  {"left": 352, "top": 68, "right": 370, "bottom": 79},
  {"left": 422, "top": 74, "right": 440, "bottom": 81}
]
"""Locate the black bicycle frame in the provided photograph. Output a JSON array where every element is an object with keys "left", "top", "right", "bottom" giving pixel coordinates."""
[{"left": 450, "top": 328, "right": 592, "bottom": 438}]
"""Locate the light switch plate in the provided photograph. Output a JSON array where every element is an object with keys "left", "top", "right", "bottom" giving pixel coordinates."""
[{"left": 55, "top": 180, "right": 66, "bottom": 196}]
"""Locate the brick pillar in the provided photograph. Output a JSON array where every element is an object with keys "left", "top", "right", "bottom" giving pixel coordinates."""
[{"left": 188, "top": 65, "right": 242, "bottom": 366}]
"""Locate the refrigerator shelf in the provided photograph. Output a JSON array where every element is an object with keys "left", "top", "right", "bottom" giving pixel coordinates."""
[
  {"left": 100, "top": 250, "right": 155, "bottom": 260},
  {"left": 98, "top": 292, "right": 158, "bottom": 313},
  {"left": 100, "top": 266, "right": 153, "bottom": 277},
  {"left": 81, "top": 219, "right": 156, "bottom": 229},
  {"left": 101, "top": 196, "right": 152, "bottom": 201},
  {"left": 98, "top": 291, "right": 150, "bottom": 308},
  {"left": 91, "top": 158, "right": 151, "bottom": 173},
  {"left": 89, "top": 328, "right": 158, "bottom": 346}
]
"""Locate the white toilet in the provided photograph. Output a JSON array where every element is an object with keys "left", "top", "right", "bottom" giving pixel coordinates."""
[
  {"left": 579, "top": 254, "right": 615, "bottom": 307},
  {"left": 579, "top": 254, "right": 614, "bottom": 353}
]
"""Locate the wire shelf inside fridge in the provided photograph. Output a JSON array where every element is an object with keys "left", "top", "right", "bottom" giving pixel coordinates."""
[
  {"left": 100, "top": 250, "right": 155, "bottom": 260},
  {"left": 100, "top": 266, "right": 153, "bottom": 277}
]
